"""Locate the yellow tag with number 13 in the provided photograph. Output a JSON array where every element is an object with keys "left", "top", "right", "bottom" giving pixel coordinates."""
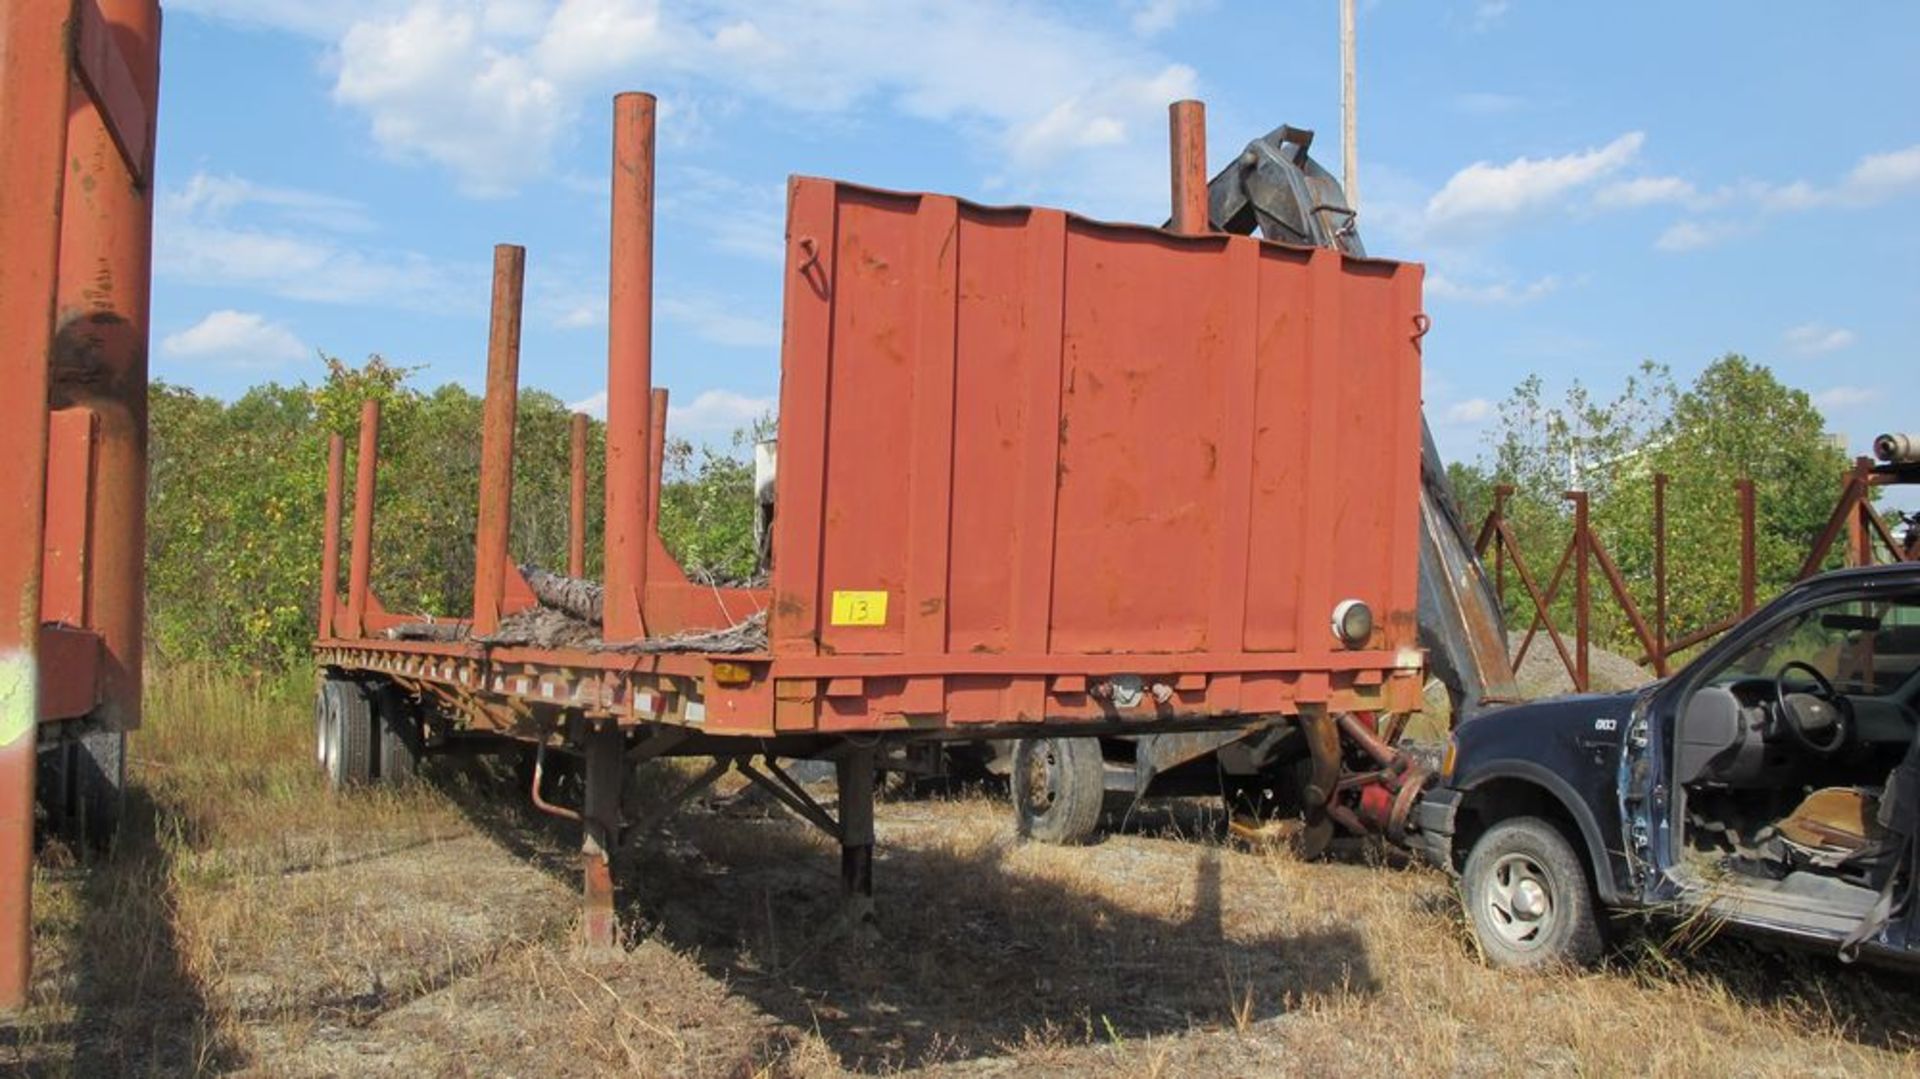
[{"left": 830, "top": 590, "right": 888, "bottom": 626}]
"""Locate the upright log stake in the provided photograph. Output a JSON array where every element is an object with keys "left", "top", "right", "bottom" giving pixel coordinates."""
[
  {"left": 472, "top": 244, "right": 527, "bottom": 636},
  {"left": 344, "top": 400, "right": 382, "bottom": 639},
  {"left": 603, "top": 93, "right": 658, "bottom": 642},
  {"left": 1169, "top": 100, "right": 1210, "bottom": 236}
]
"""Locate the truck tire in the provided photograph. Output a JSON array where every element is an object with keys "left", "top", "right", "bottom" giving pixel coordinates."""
[
  {"left": 1012, "top": 736, "right": 1105, "bottom": 844},
  {"left": 317, "top": 677, "right": 374, "bottom": 788},
  {"left": 372, "top": 683, "right": 419, "bottom": 782},
  {"left": 1462, "top": 816, "right": 1603, "bottom": 969}
]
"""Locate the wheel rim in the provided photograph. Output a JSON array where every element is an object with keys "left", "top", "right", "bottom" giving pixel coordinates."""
[
  {"left": 1021, "top": 741, "right": 1061, "bottom": 817},
  {"left": 1484, "top": 852, "right": 1556, "bottom": 948}
]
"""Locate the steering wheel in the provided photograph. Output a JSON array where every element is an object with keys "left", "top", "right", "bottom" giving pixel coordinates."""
[{"left": 1774, "top": 660, "right": 1852, "bottom": 756}]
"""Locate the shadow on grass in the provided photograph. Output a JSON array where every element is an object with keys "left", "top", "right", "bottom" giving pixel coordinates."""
[
  {"left": 2, "top": 785, "right": 243, "bottom": 1077},
  {"left": 438, "top": 759, "right": 1379, "bottom": 1074}
]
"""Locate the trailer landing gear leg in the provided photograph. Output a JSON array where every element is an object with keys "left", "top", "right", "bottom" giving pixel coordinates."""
[
  {"left": 581, "top": 723, "right": 625, "bottom": 954},
  {"left": 837, "top": 746, "right": 876, "bottom": 925}
]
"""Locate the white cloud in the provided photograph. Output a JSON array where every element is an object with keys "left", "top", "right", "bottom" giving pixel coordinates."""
[
  {"left": 1473, "top": 1, "right": 1512, "bottom": 29},
  {"left": 1837, "top": 144, "right": 1920, "bottom": 205},
  {"left": 671, "top": 388, "right": 775, "bottom": 433},
  {"left": 1813, "top": 386, "right": 1874, "bottom": 411},
  {"left": 1593, "top": 175, "right": 1701, "bottom": 210},
  {"left": 1444, "top": 398, "right": 1495, "bottom": 424},
  {"left": 333, "top": 3, "right": 569, "bottom": 198},
  {"left": 555, "top": 303, "right": 602, "bottom": 330},
  {"left": 1128, "top": 0, "right": 1211, "bottom": 36},
  {"left": 567, "top": 387, "right": 773, "bottom": 434},
  {"left": 658, "top": 295, "right": 779, "bottom": 349},
  {"left": 215, "top": 0, "right": 1196, "bottom": 205},
  {"left": 1783, "top": 322, "right": 1857, "bottom": 356},
  {"left": 1653, "top": 219, "right": 1747, "bottom": 252},
  {"left": 1426, "top": 132, "right": 1643, "bottom": 228},
  {"left": 1426, "top": 273, "right": 1559, "bottom": 304},
  {"left": 161, "top": 310, "right": 309, "bottom": 368},
  {"left": 156, "top": 170, "right": 480, "bottom": 311}
]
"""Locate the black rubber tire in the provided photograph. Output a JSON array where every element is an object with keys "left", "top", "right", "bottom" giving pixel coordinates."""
[
  {"left": 73, "top": 728, "right": 125, "bottom": 851},
  {"left": 1462, "top": 815, "right": 1604, "bottom": 970},
  {"left": 372, "top": 683, "right": 418, "bottom": 782},
  {"left": 1012, "top": 736, "right": 1106, "bottom": 844},
  {"left": 35, "top": 726, "right": 125, "bottom": 851},
  {"left": 318, "top": 677, "right": 374, "bottom": 788}
]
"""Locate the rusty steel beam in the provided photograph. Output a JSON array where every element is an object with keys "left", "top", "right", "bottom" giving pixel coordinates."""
[
  {"left": 1168, "top": 99, "right": 1209, "bottom": 235},
  {"left": 52, "top": 0, "right": 161, "bottom": 747},
  {"left": 0, "top": 0, "right": 77, "bottom": 1011},
  {"left": 1568, "top": 491, "right": 1591, "bottom": 692},
  {"left": 569, "top": 412, "right": 588, "bottom": 579},
  {"left": 344, "top": 399, "right": 382, "bottom": 640},
  {"left": 1653, "top": 473, "right": 1668, "bottom": 670},
  {"left": 1798, "top": 458, "right": 1874, "bottom": 581},
  {"left": 1589, "top": 531, "right": 1666, "bottom": 678},
  {"left": 472, "top": 244, "right": 527, "bottom": 637},
  {"left": 603, "top": 92, "right": 659, "bottom": 642},
  {"left": 318, "top": 434, "right": 345, "bottom": 639},
  {"left": 649, "top": 388, "right": 668, "bottom": 526}
]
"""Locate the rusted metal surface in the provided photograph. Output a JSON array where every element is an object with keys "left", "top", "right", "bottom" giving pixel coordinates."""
[
  {"left": 580, "top": 723, "right": 625, "bottom": 951},
  {"left": 41, "top": 409, "right": 99, "bottom": 628},
  {"left": 319, "top": 434, "right": 345, "bottom": 640},
  {"left": 1168, "top": 99, "right": 1209, "bottom": 234},
  {"left": 568, "top": 412, "right": 588, "bottom": 578},
  {"left": 767, "top": 177, "right": 1424, "bottom": 729},
  {"left": 344, "top": 399, "right": 382, "bottom": 639},
  {"left": 603, "top": 92, "right": 658, "bottom": 642},
  {"left": 54, "top": 0, "right": 161, "bottom": 746},
  {"left": 0, "top": 0, "right": 76, "bottom": 1010},
  {"left": 472, "top": 245, "right": 527, "bottom": 637}
]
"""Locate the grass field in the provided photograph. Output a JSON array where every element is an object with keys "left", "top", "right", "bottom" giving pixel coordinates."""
[{"left": 6, "top": 666, "right": 1918, "bottom": 1076}]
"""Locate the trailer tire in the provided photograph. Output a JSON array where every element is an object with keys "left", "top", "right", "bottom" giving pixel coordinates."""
[
  {"left": 1461, "top": 815, "right": 1603, "bottom": 970},
  {"left": 372, "top": 683, "right": 419, "bottom": 782},
  {"left": 318, "top": 677, "right": 375, "bottom": 788},
  {"left": 1012, "top": 736, "right": 1105, "bottom": 845}
]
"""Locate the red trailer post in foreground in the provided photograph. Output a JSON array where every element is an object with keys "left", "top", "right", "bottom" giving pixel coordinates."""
[
  {"left": 0, "top": 0, "right": 163, "bottom": 1009},
  {"left": 313, "top": 91, "right": 1431, "bottom": 946}
]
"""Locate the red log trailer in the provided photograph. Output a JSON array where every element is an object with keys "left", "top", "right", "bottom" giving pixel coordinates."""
[
  {"left": 0, "top": 0, "right": 163, "bottom": 1009},
  {"left": 311, "top": 91, "right": 1431, "bottom": 946}
]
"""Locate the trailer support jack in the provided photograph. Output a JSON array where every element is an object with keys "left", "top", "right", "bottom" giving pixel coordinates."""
[
  {"left": 580, "top": 723, "right": 625, "bottom": 953},
  {"left": 838, "top": 746, "right": 877, "bottom": 924}
]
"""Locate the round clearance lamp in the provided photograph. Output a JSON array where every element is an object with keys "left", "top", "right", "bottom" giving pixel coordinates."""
[{"left": 1330, "top": 598, "right": 1373, "bottom": 648}]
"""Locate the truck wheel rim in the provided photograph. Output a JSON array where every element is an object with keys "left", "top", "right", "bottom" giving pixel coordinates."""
[
  {"left": 1022, "top": 742, "right": 1060, "bottom": 816},
  {"left": 1485, "top": 853, "right": 1554, "bottom": 948}
]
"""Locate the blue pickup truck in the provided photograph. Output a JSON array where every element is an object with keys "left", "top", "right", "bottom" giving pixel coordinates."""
[{"left": 1415, "top": 564, "right": 1920, "bottom": 970}]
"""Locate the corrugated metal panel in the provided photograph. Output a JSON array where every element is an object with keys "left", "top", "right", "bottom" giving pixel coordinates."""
[{"left": 770, "top": 178, "right": 1423, "bottom": 696}]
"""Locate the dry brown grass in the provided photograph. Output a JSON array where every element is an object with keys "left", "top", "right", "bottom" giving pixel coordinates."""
[{"left": 5, "top": 668, "right": 1917, "bottom": 1076}]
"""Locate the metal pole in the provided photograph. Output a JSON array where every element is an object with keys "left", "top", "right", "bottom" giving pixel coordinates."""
[
  {"left": 838, "top": 745, "right": 877, "bottom": 923},
  {"left": 472, "top": 244, "right": 527, "bottom": 637},
  {"left": 568, "top": 412, "right": 588, "bottom": 579},
  {"left": 603, "top": 92, "right": 658, "bottom": 641},
  {"left": 649, "top": 388, "right": 669, "bottom": 526},
  {"left": 53, "top": 0, "right": 162, "bottom": 746},
  {"left": 1168, "top": 99, "right": 1209, "bottom": 235},
  {"left": 1653, "top": 472, "right": 1668, "bottom": 670},
  {"left": 1737, "top": 478, "right": 1756, "bottom": 615},
  {"left": 318, "top": 434, "right": 345, "bottom": 639},
  {"left": 1340, "top": 0, "right": 1359, "bottom": 212},
  {"left": 580, "top": 722, "right": 625, "bottom": 952},
  {"left": 1492, "top": 484, "right": 1512, "bottom": 609},
  {"left": 0, "top": 0, "right": 77, "bottom": 1012},
  {"left": 344, "top": 399, "right": 382, "bottom": 639},
  {"left": 1570, "top": 491, "right": 1591, "bottom": 692}
]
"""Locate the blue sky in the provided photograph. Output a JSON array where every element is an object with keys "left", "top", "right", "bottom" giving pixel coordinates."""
[{"left": 154, "top": 0, "right": 1918, "bottom": 505}]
